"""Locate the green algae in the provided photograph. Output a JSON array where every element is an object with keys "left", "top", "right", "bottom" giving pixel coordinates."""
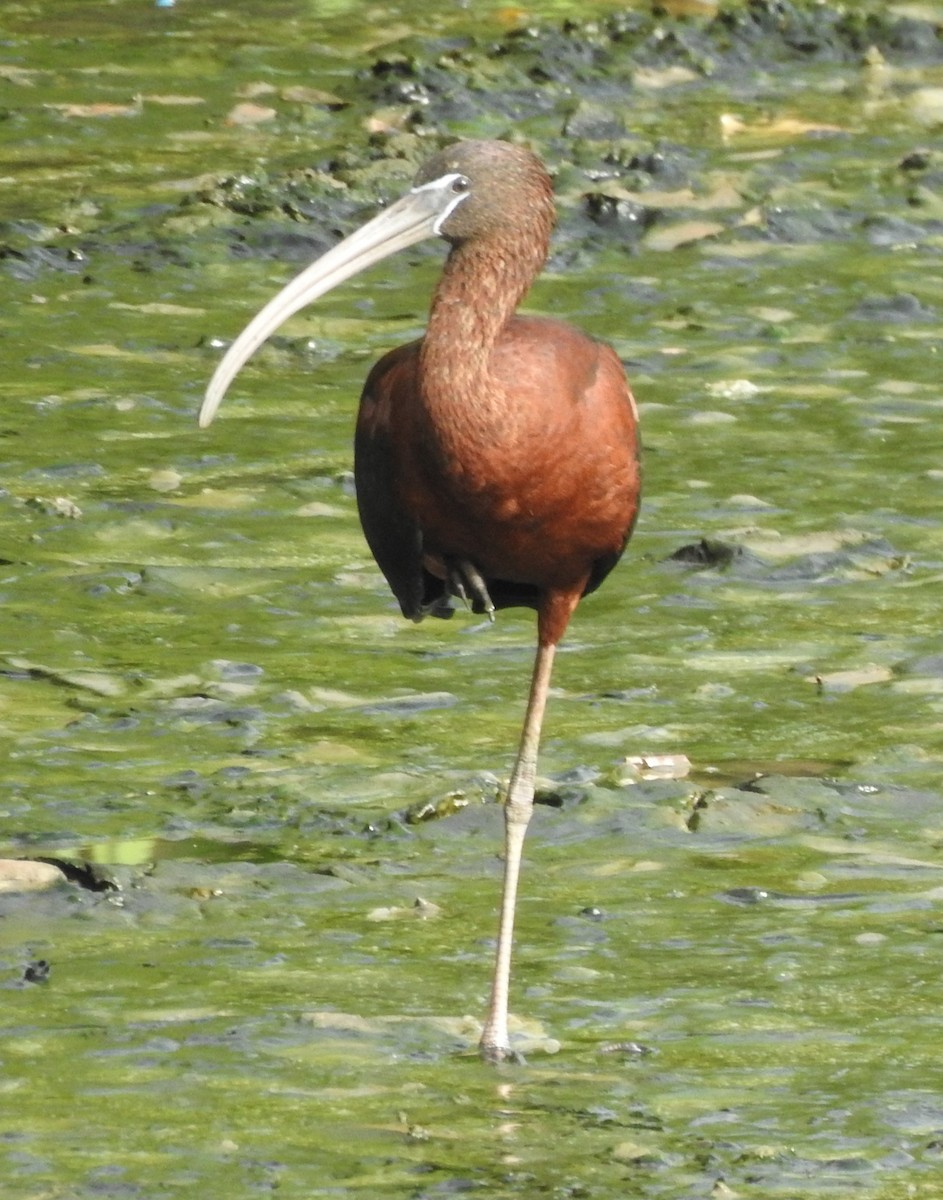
[{"left": 2, "top": 0, "right": 943, "bottom": 1196}]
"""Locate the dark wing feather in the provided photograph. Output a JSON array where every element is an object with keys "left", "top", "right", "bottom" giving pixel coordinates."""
[{"left": 353, "top": 341, "right": 451, "bottom": 621}]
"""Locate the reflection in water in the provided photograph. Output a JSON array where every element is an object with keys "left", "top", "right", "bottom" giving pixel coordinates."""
[{"left": 1, "top": 0, "right": 942, "bottom": 1193}]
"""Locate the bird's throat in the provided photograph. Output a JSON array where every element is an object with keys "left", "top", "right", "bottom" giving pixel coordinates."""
[{"left": 419, "top": 235, "right": 543, "bottom": 431}]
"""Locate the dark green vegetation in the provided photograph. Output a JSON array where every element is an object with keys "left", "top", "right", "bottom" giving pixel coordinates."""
[{"left": 2, "top": 0, "right": 943, "bottom": 1195}]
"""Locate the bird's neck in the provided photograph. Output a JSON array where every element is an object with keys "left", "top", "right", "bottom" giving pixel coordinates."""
[{"left": 419, "top": 235, "right": 546, "bottom": 414}]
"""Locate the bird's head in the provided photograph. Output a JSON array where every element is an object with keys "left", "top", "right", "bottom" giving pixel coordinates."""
[{"left": 199, "top": 139, "right": 554, "bottom": 428}]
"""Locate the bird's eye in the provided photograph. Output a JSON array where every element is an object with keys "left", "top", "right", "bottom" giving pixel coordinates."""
[{"left": 451, "top": 175, "right": 470, "bottom": 194}]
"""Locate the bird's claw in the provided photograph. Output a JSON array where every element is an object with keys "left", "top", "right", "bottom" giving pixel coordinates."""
[
  {"left": 447, "top": 558, "right": 496, "bottom": 620},
  {"left": 479, "top": 1043, "right": 528, "bottom": 1066}
]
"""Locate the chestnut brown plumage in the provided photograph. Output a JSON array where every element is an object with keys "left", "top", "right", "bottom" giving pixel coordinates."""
[{"left": 199, "top": 140, "right": 640, "bottom": 1062}]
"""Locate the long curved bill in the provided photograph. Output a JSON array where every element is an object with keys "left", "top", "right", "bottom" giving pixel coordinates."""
[{"left": 199, "top": 173, "right": 467, "bottom": 428}]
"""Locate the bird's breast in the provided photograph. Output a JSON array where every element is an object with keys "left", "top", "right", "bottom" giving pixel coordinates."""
[{"left": 356, "top": 316, "right": 640, "bottom": 590}]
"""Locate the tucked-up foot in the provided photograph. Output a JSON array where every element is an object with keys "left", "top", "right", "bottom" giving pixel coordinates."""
[{"left": 446, "top": 557, "right": 496, "bottom": 620}]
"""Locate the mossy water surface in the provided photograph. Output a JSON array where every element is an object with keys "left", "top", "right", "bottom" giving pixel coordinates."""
[{"left": 2, "top": 1, "right": 943, "bottom": 1196}]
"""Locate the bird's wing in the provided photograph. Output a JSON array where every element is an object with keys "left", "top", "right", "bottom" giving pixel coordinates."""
[{"left": 353, "top": 341, "right": 446, "bottom": 621}]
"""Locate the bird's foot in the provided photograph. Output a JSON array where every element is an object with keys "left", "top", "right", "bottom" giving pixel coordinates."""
[
  {"left": 446, "top": 558, "right": 496, "bottom": 621},
  {"left": 479, "top": 1040, "right": 527, "bottom": 1066}
]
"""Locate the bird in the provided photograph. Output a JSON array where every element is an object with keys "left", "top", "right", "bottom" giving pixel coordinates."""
[{"left": 199, "top": 139, "right": 641, "bottom": 1062}]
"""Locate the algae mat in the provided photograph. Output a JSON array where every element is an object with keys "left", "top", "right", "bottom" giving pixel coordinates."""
[{"left": 2, "top": 1, "right": 943, "bottom": 1196}]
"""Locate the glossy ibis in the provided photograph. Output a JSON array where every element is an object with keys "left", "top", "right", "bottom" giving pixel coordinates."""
[{"left": 199, "top": 139, "right": 641, "bottom": 1062}]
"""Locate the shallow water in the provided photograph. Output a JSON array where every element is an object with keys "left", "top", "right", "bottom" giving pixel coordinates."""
[{"left": 2, "top": 1, "right": 943, "bottom": 1196}]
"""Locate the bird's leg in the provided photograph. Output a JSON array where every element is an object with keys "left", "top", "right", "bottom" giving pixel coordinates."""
[
  {"left": 479, "top": 637, "right": 556, "bottom": 1063},
  {"left": 446, "top": 558, "right": 496, "bottom": 621}
]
